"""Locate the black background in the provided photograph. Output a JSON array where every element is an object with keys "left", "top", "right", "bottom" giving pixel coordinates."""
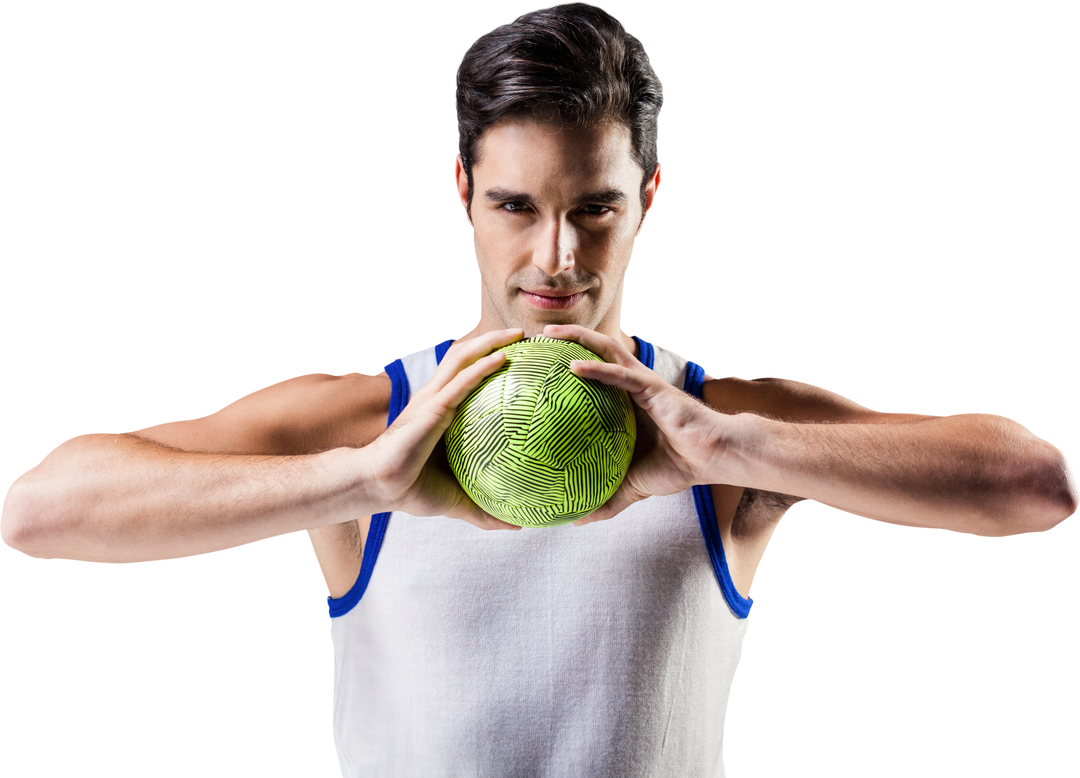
[{"left": 6, "top": 3, "right": 1071, "bottom": 773}]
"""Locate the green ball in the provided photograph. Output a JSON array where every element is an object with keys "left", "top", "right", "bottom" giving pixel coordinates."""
[{"left": 443, "top": 336, "right": 637, "bottom": 527}]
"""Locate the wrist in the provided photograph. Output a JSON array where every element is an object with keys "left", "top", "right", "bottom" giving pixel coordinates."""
[
  {"left": 704, "top": 412, "right": 772, "bottom": 487},
  {"left": 320, "top": 444, "right": 391, "bottom": 518}
]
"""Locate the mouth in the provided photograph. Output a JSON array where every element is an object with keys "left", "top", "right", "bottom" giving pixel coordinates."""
[{"left": 520, "top": 289, "right": 588, "bottom": 310}]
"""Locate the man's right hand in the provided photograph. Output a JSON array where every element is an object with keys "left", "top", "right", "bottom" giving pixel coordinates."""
[{"left": 361, "top": 328, "right": 525, "bottom": 531}]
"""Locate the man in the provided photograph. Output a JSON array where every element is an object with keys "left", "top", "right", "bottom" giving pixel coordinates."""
[{"left": 2, "top": 3, "right": 1075, "bottom": 776}]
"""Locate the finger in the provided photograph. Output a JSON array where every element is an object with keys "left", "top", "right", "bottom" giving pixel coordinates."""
[
  {"left": 435, "top": 349, "right": 510, "bottom": 418},
  {"left": 542, "top": 323, "right": 638, "bottom": 368},
  {"left": 449, "top": 503, "right": 522, "bottom": 530},
  {"left": 442, "top": 326, "right": 527, "bottom": 371},
  {"left": 412, "top": 328, "right": 522, "bottom": 410},
  {"left": 441, "top": 486, "right": 522, "bottom": 531},
  {"left": 566, "top": 358, "right": 659, "bottom": 396},
  {"left": 461, "top": 510, "right": 523, "bottom": 532},
  {"left": 573, "top": 502, "right": 620, "bottom": 526},
  {"left": 387, "top": 349, "right": 511, "bottom": 456},
  {"left": 491, "top": 518, "right": 523, "bottom": 531}
]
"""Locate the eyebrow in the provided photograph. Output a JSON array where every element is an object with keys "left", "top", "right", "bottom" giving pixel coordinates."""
[{"left": 483, "top": 187, "right": 627, "bottom": 206}]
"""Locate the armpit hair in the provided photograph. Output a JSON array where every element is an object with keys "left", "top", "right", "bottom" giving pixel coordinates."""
[{"left": 738, "top": 486, "right": 807, "bottom": 516}]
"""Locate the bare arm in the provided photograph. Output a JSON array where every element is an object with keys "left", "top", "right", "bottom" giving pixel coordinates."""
[
  {"left": 714, "top": 409, "right": 1076, "bottom": 536},
  {"left": 2, "top": 435, "right": 377, "bottom": 562},
  {"left": 2, "top": 330, "right": 525, "bottom": 562}
]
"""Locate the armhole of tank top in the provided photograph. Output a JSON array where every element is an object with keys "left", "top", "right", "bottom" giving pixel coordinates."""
[
  {"left": 683, "top": 358, "right": 754, "bottom": 619},
  {"left": 319, "top": 341, "right": 442, "bottom": 618}
]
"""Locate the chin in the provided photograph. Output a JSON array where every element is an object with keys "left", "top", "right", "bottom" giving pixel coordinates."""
[{"left": 524, "top": 313, "right": 590, "bottom": 338}]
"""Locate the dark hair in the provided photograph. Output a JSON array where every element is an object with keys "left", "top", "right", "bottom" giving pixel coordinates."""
[{"left": 456, "top": 3, "right": 662, "bottom": 211}]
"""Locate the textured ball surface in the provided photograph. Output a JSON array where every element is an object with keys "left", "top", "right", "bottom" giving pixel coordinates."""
[{"left": 444, "top": 336, "right": 637, "bottom": 527}]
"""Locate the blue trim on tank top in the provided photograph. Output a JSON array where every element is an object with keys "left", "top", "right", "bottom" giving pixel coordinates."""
[
  {"left": 637, "top": 337, "right": 752, "bottom": 618},
  {"left": 683, "top": 360, "right": 754, "bottom": 618},
  {"left": 329, "top": 336, "right": 751, "bottom": 619}
]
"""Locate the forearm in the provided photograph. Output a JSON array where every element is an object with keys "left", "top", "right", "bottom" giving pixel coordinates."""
[
  {"left": 716, "top": 413, "right": 1076, "bottom": 535},
  {"left": 2, "top": 434, "right": 380, "bottom": 562}
]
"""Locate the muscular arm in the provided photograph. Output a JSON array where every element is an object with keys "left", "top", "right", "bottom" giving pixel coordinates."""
[
  {"left": 705, "top": 377, "right": 1076, "bottom": 537},
  {"left": 2, "top": 435, "right": 375, "bottom": 562},
  {"left": 1, "top": 373, "right": 389, "bottom": 563}
]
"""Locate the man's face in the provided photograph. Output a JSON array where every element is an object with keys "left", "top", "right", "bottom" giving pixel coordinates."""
[{"left": 457, "top": 118, "right": 658, "bottom": 339}]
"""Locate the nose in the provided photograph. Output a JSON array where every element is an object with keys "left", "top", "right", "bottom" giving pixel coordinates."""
[{"left": 532, "top": 215, "right": 577, "bottom": 276}]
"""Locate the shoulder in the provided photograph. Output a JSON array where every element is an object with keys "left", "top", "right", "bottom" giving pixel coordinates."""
[
  {"left": 701, "top": 376, "right": 908, "bottom": 424},
  {"left": 135, "top": 372, "right": 392, "bottom": 455}
]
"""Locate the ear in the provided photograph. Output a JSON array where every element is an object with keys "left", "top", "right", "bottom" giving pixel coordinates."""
[
  {"left": 637, "top": 163, "right": 661, "bottom": 233},
  {"left": 455, "top": 155, "right": 472, "bottom": 222}
]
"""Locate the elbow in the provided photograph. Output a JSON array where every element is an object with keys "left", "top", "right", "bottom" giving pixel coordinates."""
[
  {"left": 2, "top": 469, "right": 82, "bottom": 559},
  {"left": 4, "top": 434, "right": 124, "bottom": 561},
  {"left": 1043, "top": 448, "right": 1078, "bottom": 529},
  {"left": 980, "top": 440, "right": 1080, "bottom": 538},
  {"left": 1, "top": 479, "right": 42, "bottom": 557},
  {"left": 1015, "top": 443, "right": 1075, "bottom": 535}
]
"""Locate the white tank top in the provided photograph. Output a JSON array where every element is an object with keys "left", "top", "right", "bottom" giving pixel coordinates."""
[{"left": 328, "top": 336, "right": 752, "bottom": 777}]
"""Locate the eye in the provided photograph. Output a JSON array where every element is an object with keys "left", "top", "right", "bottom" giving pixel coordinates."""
[{"left": 501, "top": 203, "right": 613, "bottom": 216}]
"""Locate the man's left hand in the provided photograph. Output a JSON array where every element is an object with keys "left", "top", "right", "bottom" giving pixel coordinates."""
[{"left": 542, "top": 324, "right": 724, "bottom": 525}]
